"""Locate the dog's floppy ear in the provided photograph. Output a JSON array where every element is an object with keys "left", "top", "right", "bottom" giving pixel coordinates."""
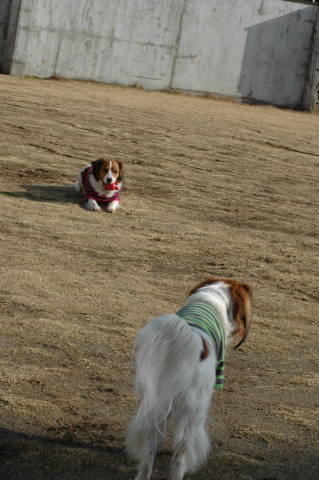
[
  {"left": 117, "top": 160, "right": 124, "bottom": 184},
  {"left": 229, "top": 282, "right": 252, "bottom": 349},
  {"left": 91, "top": 159, "right": 104, "bottom": 180}
]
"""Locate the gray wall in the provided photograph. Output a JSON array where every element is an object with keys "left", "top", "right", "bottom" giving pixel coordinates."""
[
  {"left": 172, "top": 0, "right": 318, "bottom": 108},
  {"left": 1, "top": 0, "right": 319, "bottom": 109}
]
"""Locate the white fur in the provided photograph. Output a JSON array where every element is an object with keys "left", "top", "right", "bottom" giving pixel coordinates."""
[
  {"left": 104, "top": 160, "right": 113, "bottom": 184},
  {"left": 106, "top": 199, "right": 120, "bottom": 213},
  {"left": 86, "top": 198, "right": 101, "bottom": 211},
  {"left": 126, "top": 282, "right": 234, "bottom": 480}
]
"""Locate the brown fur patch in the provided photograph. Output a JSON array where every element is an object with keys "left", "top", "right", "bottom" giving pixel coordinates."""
[
  {"left": 91, "top": 159, "right": 123, "bottom": 183},
  {"left": 200, "top": 337, "right": 210, "bottom": 361}
]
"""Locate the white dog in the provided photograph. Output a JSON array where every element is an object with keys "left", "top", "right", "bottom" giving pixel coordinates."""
[{"left": 126, "top": 277, "right": 252, "bottom": 480}]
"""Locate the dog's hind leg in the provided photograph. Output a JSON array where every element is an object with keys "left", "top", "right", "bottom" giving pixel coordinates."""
[
  {"left": 169, "top": 392, "right": 211, "bottom": 480},
  {"left": 169, "top": 443, "right": 187, "bottom": 480},
  {"left": 133, "top": 428, "right": 160, "bottom": 480},
  {"left": 169, "top": 420, "right": 209, "bottom": 480}
]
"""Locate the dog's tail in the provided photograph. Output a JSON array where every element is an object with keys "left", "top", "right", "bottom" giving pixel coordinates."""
[{"left": 125, "top": 314, "right": 208, "bottom": 459}]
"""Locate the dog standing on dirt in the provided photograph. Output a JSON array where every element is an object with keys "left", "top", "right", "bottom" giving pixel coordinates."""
[
  {"left": 75, "top": 158, "right": 123, "bottom": 212},
  {"left": 125, "top": 277, "right": 252, "bottom": 480}
]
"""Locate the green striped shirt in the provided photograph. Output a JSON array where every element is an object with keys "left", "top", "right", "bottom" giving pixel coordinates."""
[{"left": 176, "top": 302, "right": 225, "bottom": 389}]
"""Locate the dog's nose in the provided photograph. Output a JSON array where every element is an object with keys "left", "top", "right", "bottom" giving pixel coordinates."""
[{"left": 106, "top": 177, "right": 112, "bottom": 183}]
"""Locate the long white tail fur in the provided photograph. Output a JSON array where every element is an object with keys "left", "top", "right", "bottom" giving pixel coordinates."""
[{"left": 126, "top": 314, "right": 215, "bottom": 471}]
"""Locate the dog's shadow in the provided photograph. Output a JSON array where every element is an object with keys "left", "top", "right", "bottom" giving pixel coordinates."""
[
  {"left": 0, "top": 184, "right": 81, "bottom": 206},
  {"left": 0, "top": 427, "right": 133, "bottom": 480}
]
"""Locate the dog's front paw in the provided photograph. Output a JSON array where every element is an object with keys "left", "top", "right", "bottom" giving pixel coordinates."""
[
  {"left": 86, "top": 198, "right": 101, "bottom": 211},
  {"left": 106, "top": 200, "right": 120, "bottom": 213}
]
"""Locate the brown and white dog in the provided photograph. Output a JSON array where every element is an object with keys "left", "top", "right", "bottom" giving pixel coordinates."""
[
  {"left": 75, "top": 159, "right": 123, "bottom": 212},
  {"left": 126, "top": 277, "right": 252, "bottom": 480}
]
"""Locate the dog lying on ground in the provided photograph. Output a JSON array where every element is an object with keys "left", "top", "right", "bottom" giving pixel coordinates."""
[
  {"left": 126, "top": 277, "right": 252, "bottom": 480},
  {"left": 75, "top": 158, "right": 123, "bottom": 212}
]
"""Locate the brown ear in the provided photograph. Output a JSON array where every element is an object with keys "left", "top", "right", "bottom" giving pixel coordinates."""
[
  {"left": 117, "top": 161, "right": 124, "bottom": 183},
  {"left": 228, "top": 282, "right": 252, "bottom": 349},
  {"left": 91, "top": 159, "right": 104, "bottom": 180}
]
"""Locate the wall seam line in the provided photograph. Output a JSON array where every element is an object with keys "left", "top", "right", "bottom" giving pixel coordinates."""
[{"left": 169, "top": 0, "right": 187, "bottom": 90}]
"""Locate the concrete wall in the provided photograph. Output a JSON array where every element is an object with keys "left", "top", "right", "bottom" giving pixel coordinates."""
[
  {"left": 172, "top": 0, "right": 318, "bottom": 108},
  {"left": 1, "top": 0, "right": 319, "bottom": 109},
  {"left": 4, "top": 0, "right": 186, "bottom": 90}
]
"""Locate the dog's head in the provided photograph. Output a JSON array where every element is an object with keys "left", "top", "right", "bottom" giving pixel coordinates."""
[
  {"left": 189, "top": 277, "right": 252, "bottom": 349},
  {"left": 91, "top": 159, "right": 123, "bottom": 188}
]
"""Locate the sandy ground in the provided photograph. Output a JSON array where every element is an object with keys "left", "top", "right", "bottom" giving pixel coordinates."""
[{"left": 0, "top": 75, "right": 318, "bottom": 480}]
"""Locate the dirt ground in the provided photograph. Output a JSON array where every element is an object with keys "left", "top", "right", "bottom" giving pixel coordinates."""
[{"left": 0, "top": 74, "right": 318, "bottom": 480}]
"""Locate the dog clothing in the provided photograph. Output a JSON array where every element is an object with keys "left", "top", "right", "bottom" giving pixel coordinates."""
[{"left": 176, "top": 302, "right": 225, "bottom": 389}]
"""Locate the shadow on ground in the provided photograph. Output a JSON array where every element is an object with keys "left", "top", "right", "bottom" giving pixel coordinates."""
[
  {"left": 0, "top": 427, "right": 131, "bottom": 480},
  {"left": 0, "top": 427, "right": 318, "bottom": 480},
  {"left": 0, "top": 185, "right": 79, "bottom": 205}
]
